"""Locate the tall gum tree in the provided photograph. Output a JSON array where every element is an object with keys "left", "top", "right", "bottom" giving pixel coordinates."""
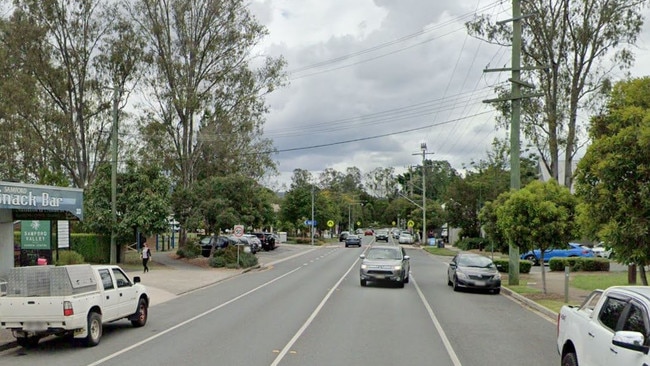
[
  {"left": 129, "top": 0, "right": 286, "bottom": 188},
  {"left": 467, "top": 0, "right": 646, "bottom": 188}
]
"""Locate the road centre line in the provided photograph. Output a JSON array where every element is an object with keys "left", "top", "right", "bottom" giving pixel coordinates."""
[
  {"left": 270, "top": 254, "right": 360, "bottom": 366},
  {"left": 88, "top": 266, "right": 304, "bottom": 366},
  {"left": 412, "top": 275, "right": 462, "bottom": 366}
]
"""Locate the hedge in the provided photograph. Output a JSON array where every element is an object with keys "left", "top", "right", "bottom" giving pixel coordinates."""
[
  {"left": 493, "top": 258, "right": 532, "bottom": 274},
  {"left": 548, "top": 257, "right": 610, "bottom": 272},
  {"left": 14, "top": 232, "right": 112, "bottom": 264}
]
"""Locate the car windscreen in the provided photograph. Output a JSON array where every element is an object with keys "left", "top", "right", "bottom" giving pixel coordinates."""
[
  {"left": 458, "top": 255, "right": 495, "bottom": 268},
  {"left": 366, "top": 248, "right": 401, "bottom": 260}
]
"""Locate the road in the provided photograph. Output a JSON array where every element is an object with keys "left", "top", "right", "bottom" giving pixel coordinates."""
[{"left": 0, "top": 237, "right": 559, "bottom": 366}]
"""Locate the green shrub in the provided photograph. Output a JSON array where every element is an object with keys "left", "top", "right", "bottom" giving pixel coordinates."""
[
  {"left": 208, "top": 246, "right": 258, "bottom": 268},
  {"left": 455, "top": 237, "right": 489, "bottom": 251},
  {"left": 176, "top": 242, "right": 201, "bottom": 259},
  {"left": 55, "top": 250, "right": 85, "bottom": 265},
  {"left": 493, "top": 258, "right": 532, "bottom": 274},
  {"left": 549, "top": 257, "right": 610, "bottom": 272}
]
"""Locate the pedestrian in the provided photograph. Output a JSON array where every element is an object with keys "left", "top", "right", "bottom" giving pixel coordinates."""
[{"left": 141, "top": 242, "right": 152, "bottom": 273}]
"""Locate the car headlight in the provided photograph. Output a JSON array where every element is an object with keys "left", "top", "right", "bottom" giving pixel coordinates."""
[
  {"left": 361, "top": 264, "right": 367, "bottom": 269},
  {"left": 393, "top": 265, "right": 402, "bottom": 270},
  {"left": 456, "top": 271, "right": 469, "bottom": 280},
  {"left": 494, "top": 272, "right": 501, "bottom": 280}
]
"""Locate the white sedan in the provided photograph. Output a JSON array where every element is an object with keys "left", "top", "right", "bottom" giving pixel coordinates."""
[{"left": 398, "top": 233, "right": 414, "bottom": 244}]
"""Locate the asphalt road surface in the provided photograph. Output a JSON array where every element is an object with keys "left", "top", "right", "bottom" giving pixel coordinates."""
[{"left": 0, "top": 237, "right": 559, "bottom": 366}]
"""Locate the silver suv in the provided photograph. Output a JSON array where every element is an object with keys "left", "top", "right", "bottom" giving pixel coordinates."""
[{"left": 359, "top": 245, "right": 410, "bottom": 288}]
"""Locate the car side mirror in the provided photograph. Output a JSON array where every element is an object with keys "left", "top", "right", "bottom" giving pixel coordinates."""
[
  {"left": 612, "top": 331, "right": 649, "bottom": 354},
  {"left": 449, "top": 263, "right": 456, "bottom": 268},
  {"left": 359, "top": 254, "right": 365, "bottom": 259},
  {"left": 133, "top": 276, "right": 141, "bottom": 283}
]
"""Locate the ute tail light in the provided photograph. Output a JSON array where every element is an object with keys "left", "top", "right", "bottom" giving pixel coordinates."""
[{"left": 63, "top": 301, "right": 74, "bottom": 316}]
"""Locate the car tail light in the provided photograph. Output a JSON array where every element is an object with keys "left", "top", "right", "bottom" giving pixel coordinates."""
[{"left": 63, "top": 301, "right": 74, "bottom": 316}]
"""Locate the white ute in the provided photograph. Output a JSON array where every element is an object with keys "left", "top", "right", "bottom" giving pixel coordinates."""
[
  {"left": 0, "top": 264, "right": 149, "bottom": 348},
  {"left": 557, "top": 286, "right": 650, "bottom": 366}
]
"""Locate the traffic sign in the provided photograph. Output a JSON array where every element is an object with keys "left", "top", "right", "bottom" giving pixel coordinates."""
[
  {"left": 327, "top": 220, "right": 334, "bottom": 228},
  {"left": 234, "top": 225, "right": 244, "bottom": 237},
  {"left": 407, "top": 220, "right": 415, "bottom": 228},
  {"left": 304, "top": 220, "right": 317, "bottom": 226}
]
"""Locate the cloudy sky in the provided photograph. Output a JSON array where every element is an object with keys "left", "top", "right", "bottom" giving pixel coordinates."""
[{"left": 249, "top": 0, "right": 650, "bottom": 191}]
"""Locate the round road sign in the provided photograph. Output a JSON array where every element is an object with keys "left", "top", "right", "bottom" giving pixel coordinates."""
[
  {"left": 407, "top": 220, "right": 415, "bottom": 228},
  {"left": 234, "top": 225, "right": 244, "bottom": 237},
  {"left": 327, "top": 220, "right": 334, "bottom": 228}
]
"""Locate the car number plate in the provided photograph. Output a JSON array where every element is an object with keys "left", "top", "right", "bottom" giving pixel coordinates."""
[
  {"left": 23, "top": 322, "right": 47, "bottom": 331},
  {"left": 474, "top": 280, "right": 487, "bottom": 287}
]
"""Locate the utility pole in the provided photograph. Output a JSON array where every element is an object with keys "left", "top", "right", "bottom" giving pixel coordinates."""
[
  {"left": 311, "top": 184, "right": 315, "bottom": 246},
  {"left": 110, "top": 86, "right": 119, "bottom": 264},
  {"left": 413, "top": 143, "right": 433, "bottom": 245},
  {"left": 483, "top": 0, "right": 543, "bottom": 285}
]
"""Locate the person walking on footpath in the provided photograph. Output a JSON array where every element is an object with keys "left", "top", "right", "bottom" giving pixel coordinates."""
[{"left": 141, "top": 242, "right": 152, "bottom": 273}]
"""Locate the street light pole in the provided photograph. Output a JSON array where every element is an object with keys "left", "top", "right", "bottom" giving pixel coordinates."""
[
  {"left": 311, "top": 184, "right": 315, "bottom": 246},
  {"left": 421, "top": 142, "right": 427, "bottom": 245}
]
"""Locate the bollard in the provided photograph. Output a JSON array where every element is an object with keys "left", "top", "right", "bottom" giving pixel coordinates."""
[{"left": 564, "top": 266, "right": 570, "bottom": 303}]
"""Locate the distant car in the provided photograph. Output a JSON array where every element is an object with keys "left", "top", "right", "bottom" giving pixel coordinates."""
[
  {"left": 398, "top": 232, "right": 414, "bottom": 244},
  {"left": 375, "top": 229, "right": 389, "bottom": 242},
  {"left": 520, "top": 242, "right": 594, "bottom": 266},
  {"left": 364, "top": 229, "right": 374, "bottom": 236},
  {"left": 355, "top": 229, "right": 363, "bottom": 235},
  {"left": 345, "top": 234, "right": 362, "bottom": 248},
  {"left": 392, "top": 229, "right": 401, "bottom": 239},
  {"left": 249, "top": 232, "right": 276, "bottom": 251},
  {"left": 339, "top": 231, "right": 350, "bottom": 242},
  {"left": 447, "top": 253, "right": 501, "bottom": 294},
  {"left": 359, "top": 245, "right": 410, "bottom": 287}
]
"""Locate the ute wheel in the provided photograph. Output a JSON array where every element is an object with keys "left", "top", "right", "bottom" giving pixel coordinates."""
[
  {"left": 131, "top": 298, "right": 148, "bottom": 327},
  {"left": 561, "top": 352, "right": 578, "bottom": 366},
  {"left": 84, "top": 312, "right": 102, "bottom": 347},
  {"left": 16, "top": 336, "right": 40, "bottom": 348},
  {"left": 525, "top": 255, "right": 538, "bottom": 266},
  {"left": 360, "top": 279, "right": 367, "bottom": 287}
]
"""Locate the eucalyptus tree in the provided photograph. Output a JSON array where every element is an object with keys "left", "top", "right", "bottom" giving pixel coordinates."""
[
  {"left": 467, "top": 0, "right": 646, "bottom": 188},
  {"left": 129, "top": 0, "right": 286, "bottom": 188},
  {"left": 0, "top": 0, "right": 144, "bottom": 188}
]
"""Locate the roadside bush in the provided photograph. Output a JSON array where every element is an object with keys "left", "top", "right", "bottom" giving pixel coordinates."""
[
  {"left": 209, "top": 245, "right": 258, "bottom": 269},
  {"left": 455, "top": 237, "right": 489, "bottom": 251},
  {"left": 549, "top": 257, "right": 610, "bottom": 272},
  {"left": 176, "top": 241, "right": 201, "bottom": 259},
  {"left": 55, "top": 250, "right": 85, "bottom": 265},
  {"left": 493, "top": 259, "right": 532, "bottom": 274}
]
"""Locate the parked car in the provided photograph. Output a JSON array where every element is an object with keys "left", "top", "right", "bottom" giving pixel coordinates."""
[
  {"left": 263, "top": 232, "right": 278, "bottom": 250},
  {"left": 520, "top": 242, "right": 594, "bottom": 266},
  {"left": 200, "top": 235, "right": 230, "bottom": 257},
  {"left": 355, "top": 228, "right": 363, "bottom": 235},
  {"left": 359, "top": 245, "right": 410, "bottom": 287},
  {"left": 243, "top": 235, "right": 261, "bottom": 254},
  {"left": 447, "top": 253, "right": 501, "bottom": 294},
  {"left": 345, "top": 234, "right": 362, "bottom": 248},
  {"left": 582, "top": 242, "right": 612, "bottom": 259},
  {"left": 375, "top": 229, "right": 389, "bottom": 242},
  {"left": 249, "top": 232, "right": 276, "bottom": 251},
  {"left": 339, "top": 231, "right": 350, "bottom": 242},
  {"left": 398, "top": 232, "right": 414, "bottom": 244}
]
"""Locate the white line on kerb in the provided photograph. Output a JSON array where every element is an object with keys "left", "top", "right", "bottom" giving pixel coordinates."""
[
  {"left": 270, "top": 256, "right": 360, "bottom": 366},
  {"left": 87, "top": 266, "right": 303, "bottom": 366},
  {"left": 412, "top": 275, "right": 462, "bottom": 366}
]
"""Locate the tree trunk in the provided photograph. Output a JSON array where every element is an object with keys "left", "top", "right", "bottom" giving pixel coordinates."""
[
  {"left": 628, "top": 264, "right": 637, "bottom": 285},
  {"left": 640, "top": 265, "right": 648, "bottom": 285}
]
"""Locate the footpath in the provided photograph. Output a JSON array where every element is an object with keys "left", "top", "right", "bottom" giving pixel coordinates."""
[{"left": 0, "top": 243, "right": 609, "bottom": 350}]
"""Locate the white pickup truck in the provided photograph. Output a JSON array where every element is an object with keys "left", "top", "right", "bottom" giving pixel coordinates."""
[
  {"left": 0, "top": 264, "right": 149, "bottom": 348},
  {"left": 557, "top": 286, "right": 650, "bottom": 366}
]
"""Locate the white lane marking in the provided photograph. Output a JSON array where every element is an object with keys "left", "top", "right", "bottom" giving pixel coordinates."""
[
  {"left": 88, "top": 266, "right": 303, "bottom": 366},
  {"left": 412, "top": 275, "right": 462, "bottom": 366},
  {"left": 270, "top": 256, "right": 360, "bottom": 366}
]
